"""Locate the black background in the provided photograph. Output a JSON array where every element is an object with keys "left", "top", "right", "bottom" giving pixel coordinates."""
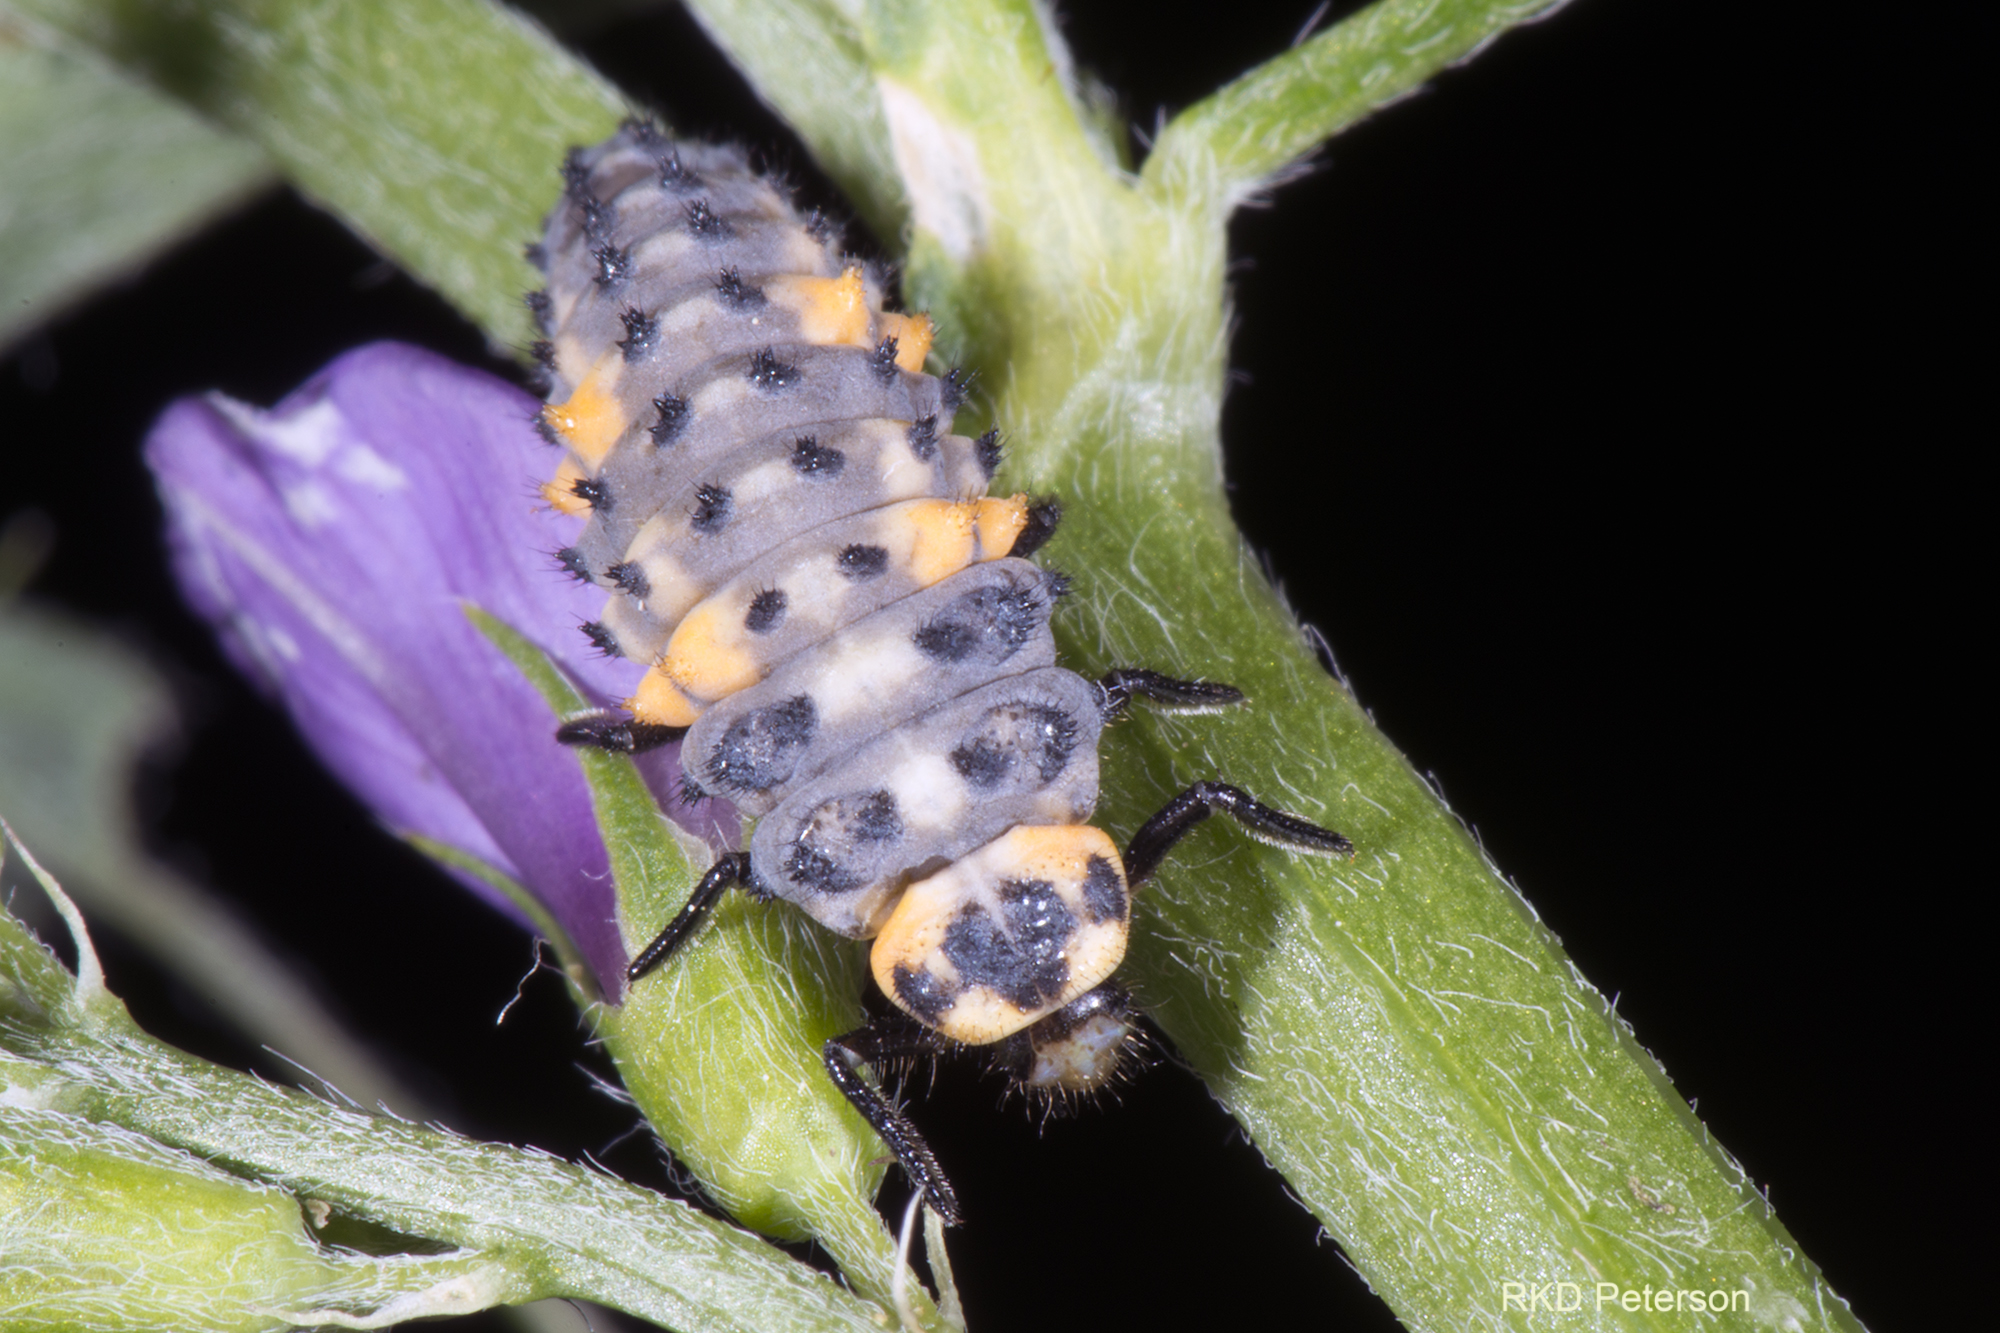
[{"left": 2, "top": 2, "right": 1968, "bottom": 1329}]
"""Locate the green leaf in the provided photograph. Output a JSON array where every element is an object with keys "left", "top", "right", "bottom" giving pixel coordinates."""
[
  {"left": 0, "top": 829, "right": 900, "bottom": 1333},
  {"left": 0, "top": 599, "right": 423, "bottom": 1116},
  {"left": 8, "top": 0, "right": 629, "bottom": 347},
  {"left": 0, "top": 21, "right": 270, "bottom": 354},
  {"left": 1144, "top": 0, "right": 1567, "bottom": 199}
]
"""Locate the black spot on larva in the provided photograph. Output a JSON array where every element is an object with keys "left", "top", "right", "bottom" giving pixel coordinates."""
[
  {"left": 607, "top": 561, "right": 650, "bottom": 599},
  {"left": 784, "top": 790, "right": 902, "bottom": 894},
  {"left": 953, "top": 702, "right": 1078, "bottom": 788},
  {"left": 691, "top": 484, "right": 733, "bottom": 534},
  {"left": 592, "top": 243, "right": 630, "bottom": 286},
  {"left": 804, "top": 207, "right": 835, "bottom": 242},
  {"left": 659, "top": 148, "right": 700, "bottom": 190},
  {"left": 949, "top": 737, "right": 1013, "bottom": 789},
  {"left": 869, "top": 337, "right": 902, "bottom": 381},
  {"left": 747, "top": 348, "right": 800, "bottom": 390},
  {"left": 914, "top": 584, "right": 1048, "bottom": 664},
  {"left": 941, "top": 367, "right": 974, "bottom": 412},
  {"left": 554, "top": 546, "right": 591, "bottom": 582},
  {"left": 975, "top": 428, "right": 1003, "bottom": 477},
  {"left": 684, "top": 199, "right": 731, "bottom": 239},
  {"left": 617, "top": 307, "right": 657, "bottom": 361},
  {"left": 650, "top": 391, "right": 690, "bottom": 446},
  {"left": 789, "top": 435, "right": 845, "bottom": 478},
  {"left": 580, "top": 194, "right": 615, "bottom": 244},
  {"left": 679, "top": 772, "right": 709, "bottom": 807},
  {"left": 532, "top": 412, "right": 563, "bottom": 448},
  {"left": 852, "top": 790, "right": 903, "bottom": 841},
  {"left": 943, "top": 886, "right": 1073, "bottom": 1011},
  {"left": 571, "top": 477, "right": 612, "bottom": 513},
  {"left": 893, "top": 965, "right": 955, "bottom": 1024},
  {"left": 784, "top": 841, "right": 855, "bottom": 894},
  {"left": 560, "top": 147, "right": 591, "bottom": 197},
  {"left": 705, "top": 694, "right": 819, "bottom": 795},
  {"left": 580, "top": 621, "right": 620, "bottom": 657},
  {"left": 524, "top": 289, "right": 552, "bottom": 333},
  {"left": 907, "top": 415, "right": 939, "bottom": 461},
  {"left": 715, "top": 267, "right": 765, "bottom": 308},
  {"left": 523, "top": 241, "right": 548, "bottom": 272},
  {"left": 530, "top": 340, "right": 558, "bottom": 371},
  {"left": 837, "top": 544, "right": 889, "bottom": 580},
  {"left": 1080, "top": 855, "right": 1126, "bottom": 924},
  {"left": 745, "top": 588, "right": 788, "bottom": 634}
]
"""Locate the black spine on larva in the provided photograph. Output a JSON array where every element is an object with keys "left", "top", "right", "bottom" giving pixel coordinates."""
[
  {"left": 531, "top": 340, "right": 558, "bottom": 371},
  {"left": 975, "top": 428, "right": 1003, "bottom": 477},
  {"left": 685, "top": 199, "right": 732, "bottom": 239},
  {"left": 579, "top": 621, "right": 621, "bottom": 656},
  {"left": 607, "top": 560, "right": 650, "bottom": 599},
  {"left": 715, "top": 267, "right": 766, "bottom": 308},
  {"left": 525, "top": 289, "right": 553, "bottom": 333},
  {"left": 907, "top": 415, "right": 939, "bottom": 461},
  {"left": 618, "top": 307, "right": 659, "bottom": 362},
  {"left": 691, "top": 484, "right": 734, "bottom": 534},
  {"left": 580, "top": 194, "right": 616, "bottom": 245},
  {"left": 561, "top": 147, "right": 592, "bottom": 198},
  {"left": 523, "top": 240, "right": 548, "bottom": 272},
  {"left": 651, "top": 391, "right": 690, "bottom": 446},
  {"left": 941, "top": 367, "right": 974, "bottom": 411},
  {"left": 868, "top": 338, "right": 902, "bottom": 381},
  {"left": 571, "top": 477, "right": 612, "bottom": 513},
  {"left": 790, "top": 435, "right": 845, "bottom": 477},
  {"left": 659, "top": 148, "right": 699, "bottom": 190},
  {"left": 747, "top": 348, "right": 800, "bottom": 390},
  {"left": 593, "top": 244, "right": 631, "bottom": 287},
  {"left": 555, "top": 547, "right": 592, "bottom": 582},
  {"left": 532, "top": 413, "right": 564, "bottom": 447}
]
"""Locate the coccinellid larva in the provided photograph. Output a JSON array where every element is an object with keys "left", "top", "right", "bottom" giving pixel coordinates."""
[{"left": 530, "top": 118, "right": 1352, "bottom": 1224}]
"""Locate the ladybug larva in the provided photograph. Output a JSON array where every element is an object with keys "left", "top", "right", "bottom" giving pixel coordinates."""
[{"left": 531, "top": 118, "right": 1352, "bottom": 1224}]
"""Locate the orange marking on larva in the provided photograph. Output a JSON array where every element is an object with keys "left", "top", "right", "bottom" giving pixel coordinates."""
[
  {"left": 1003, "top": 824, "right": 1123, "bottom": 885},
  {"left": 973, "top": 494, "right": 1031, "bottom": 558},
  {"left": 897, "top": 499, "right": 981, "bottom": 585},
  {"left": 769, "top": 268, "right": 870, "bottom": 348},
  {"left": 627, "top": 666, "right": 703, "bottom": 728},
  {"left": 541, "top": 458, "right": 592, "bottom": 517},
  {"left": 662, "top": 603, "right": 762, "bottom": 702},
  {"left": 878, "top": 312, "right": 935, "bottom": 371},
  {"left": 543, "top": 369, "right": 626, "bottom": 469}
]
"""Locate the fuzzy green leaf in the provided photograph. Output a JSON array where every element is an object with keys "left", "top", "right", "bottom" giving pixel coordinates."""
[
  {"left": 0, "top": 832, "right": 900, "bottom": 1333},
  {"left": 0, "top": 21, "right": 270, "bottom": 354}
]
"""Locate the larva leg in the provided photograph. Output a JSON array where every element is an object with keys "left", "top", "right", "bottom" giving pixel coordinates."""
[
  {"left": 1123, "top": 781, "right": 1353, "bottom": 889},
  {"left": 1096, "top": 668, "right": 1245, "bottom": 719},
  {"left": 557, "top": 711, "right": 688, "bottom": 754},
  {"left": 627, "top": 852, "right": 752, "bottom": 982},
  {"left": 823, "top": 1022, "right": 963, "bottom": 1225}
]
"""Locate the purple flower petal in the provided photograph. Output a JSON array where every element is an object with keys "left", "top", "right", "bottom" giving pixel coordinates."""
[{"left": 147, "top": 342, "right": 654, "bottom": 995}]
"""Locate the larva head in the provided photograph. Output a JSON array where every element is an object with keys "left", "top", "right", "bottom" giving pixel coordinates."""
[
  {"left": 992, "top": 982, "right": 1145, "bottom": 1106},
  {"left": 869, "top": 824, "right": 1131, "bottom": 1045}
]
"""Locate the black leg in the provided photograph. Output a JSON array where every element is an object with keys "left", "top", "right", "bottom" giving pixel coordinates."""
[
  {"left": 557, "top": 710, "right": 688, "bottom": 753},
  {"left": 824, "top": 1023, "right": 963, "bottom": 1225},
  {"left": 626, "top": 853, "right": 751, "bottom": 983},
  {"left": 1124, "top": 780, "right": 1353, "bottom": 888},
  {"left": 1096, "top": 668, "right": 1246, "bottom": 720}
]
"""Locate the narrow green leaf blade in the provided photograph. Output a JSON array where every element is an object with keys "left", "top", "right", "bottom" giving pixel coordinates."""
[
  {"left": 1144, "top": 0, "right": 1560, "bottom": 198},
  {"left": 10, "top": 0, "right": 628, "bottom": 347},
  {"left": 0, "top": 24, "right": 270, "bottom": 353}
]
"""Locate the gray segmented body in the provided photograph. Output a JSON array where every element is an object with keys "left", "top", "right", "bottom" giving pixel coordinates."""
[{"left": 533, "top": 123, "right": 1126, "bottom": 1035}]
